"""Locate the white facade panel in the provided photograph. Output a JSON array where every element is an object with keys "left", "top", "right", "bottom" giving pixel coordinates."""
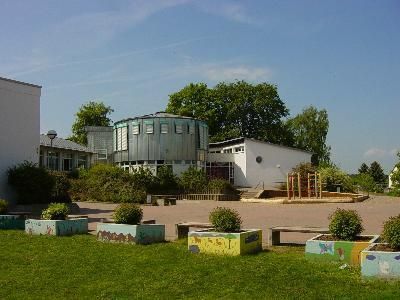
[
  {"left": 244, "top": 139, "right": 312, "bottom": 189},
  {"left": 0, "top": 77, "right": 41, "bottom": 202}
]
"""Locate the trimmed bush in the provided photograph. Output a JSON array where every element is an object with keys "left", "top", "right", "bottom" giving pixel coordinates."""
[
  {"left": 8, "top": 161, "right": 55, "bottom": 204},
  {"left": 382, "top": 215, "right": 400, "bottom": 250},
  {"left": 209, "top": 207, "right": 242, "bottom": 233},
  {"left": 49, "top": 171, "right": 71, "bottom": 203},
  {"left": 41, "top": 203, "right": 70, "bottom": 220},
  {"left": 113, "top": 203, "right": 143, "bottom": 225},
  {"left": 180, "top": 166, "right": 208, "bottom": 193},
  {"left": 0, "top": 199, "right": 8, "bottom": 214},
  {"left": 328, "top": 208, "right": 364, "bottom": 241},
  {"left": 208, "top": 179, "right": 237, "bottom": 194}
]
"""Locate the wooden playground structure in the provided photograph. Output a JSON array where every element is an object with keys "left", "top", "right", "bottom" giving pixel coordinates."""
[{"left": 286, "top": 172, "right": 322, "bottom": 200}]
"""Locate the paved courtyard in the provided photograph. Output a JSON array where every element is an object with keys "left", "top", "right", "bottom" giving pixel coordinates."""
[{"left": 77, "top": 195, "right": 400, "bottom": 245}]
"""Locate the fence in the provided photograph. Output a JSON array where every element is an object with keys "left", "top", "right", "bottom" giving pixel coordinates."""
[{"left": 152, "top": 191, "right": 239, "bottom": 202}]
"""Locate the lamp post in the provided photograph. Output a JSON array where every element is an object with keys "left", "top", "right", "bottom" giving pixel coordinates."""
[
  {"left": 46, "top": 130, "right": 57, "bottom": 170},
  {"left": 47, "top": 130, "right": 57, "bottom": 147}
]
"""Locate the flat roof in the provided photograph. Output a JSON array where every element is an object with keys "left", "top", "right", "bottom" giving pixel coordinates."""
[
  {"left": 0, "top": 76, "right": 42, "bottom": 88},
  {"left": 209, "top": 137, "right": 313, "bottom": 155},
  {"left": 115, "top": 111, "right": 205, "bottom": 124}
]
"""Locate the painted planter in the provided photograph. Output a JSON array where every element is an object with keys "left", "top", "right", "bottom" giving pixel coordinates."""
[
  {"left": 0, "top": 215, "right": 25, "bottom": 230},
  {"left": 25, "top": 218, "right": 88, "bottom": 236},
  {"left": 361, "top": 243, "right": 400, "bottom": 278},
  {"left": 305, "top": 234, "right": 379, "bottom": 266},
  {"left": 188, "top": 229, "right": 262, "bottom": 255},
  {"left": 97, "top": 223, "right": 165, "bottom": 245}
]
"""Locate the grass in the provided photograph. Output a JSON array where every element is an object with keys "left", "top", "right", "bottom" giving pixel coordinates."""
[{"left": 1, "top": 231, "right": 400, "bottom": 299}]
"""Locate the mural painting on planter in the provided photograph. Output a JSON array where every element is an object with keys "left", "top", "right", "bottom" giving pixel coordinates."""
[
  {"left": 96, "top": 203, "right": 165, "bottom": 245},
  {"left": 25, "top": 203, "right": 88, "bottom": 236},
  {"left": 361, "top": 214, "right": 400, "bottom": 278},
  {"left": 188, "top": 207, "right": 262, "bottom": 256},
  {"left": 305, "top": 208, "right": 379, "bottom": 266}
]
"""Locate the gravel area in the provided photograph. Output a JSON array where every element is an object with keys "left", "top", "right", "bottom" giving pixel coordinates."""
[{"left": 76, "top": 195, "right": 400, "bottom": 245}]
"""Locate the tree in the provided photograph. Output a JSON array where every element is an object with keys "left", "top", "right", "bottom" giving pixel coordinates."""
[
  {"left": 166, "top": 81, "right": 290, "bottom": 144},
  {"left": 353, "top": 173, "right": 377, "bottom": 195},
  {"left": 358, "top": 163, "right": 369, "bottom": 174},
  {"left": 69, "top": 101, "right": 113, "bottom": 145},
  {"left": 286, "top": 106, "right": 331, "bottom": 165},
  {"left": 369, "top": 161, "right": 386, "bottom": 185}
]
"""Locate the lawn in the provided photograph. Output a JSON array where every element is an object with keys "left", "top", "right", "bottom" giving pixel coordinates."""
[{"left": 1, "top": 231, "right": 399, "bottom": 299}]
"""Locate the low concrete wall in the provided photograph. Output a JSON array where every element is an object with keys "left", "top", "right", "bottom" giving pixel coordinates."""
[
  {"left": 25, "top": 218, "right": 88, "bottom": 236},
  {"left": 0, "top": 215, "right": 25, "bottom": 229},
  {"left": 188, "top": 229, "right": 262, "bottom": 255},
  {"left": 361, "top": 244, "right": 400, "bottom": 278}
]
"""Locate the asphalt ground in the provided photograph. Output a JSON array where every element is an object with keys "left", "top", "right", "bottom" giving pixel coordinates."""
[{"left": 77, "top": 195, "right": 400, "bottom": 245}]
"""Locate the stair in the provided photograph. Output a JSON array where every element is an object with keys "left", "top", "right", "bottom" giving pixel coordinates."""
[{"left": 239, "top": 188, "right": 262, "bottom": 199}]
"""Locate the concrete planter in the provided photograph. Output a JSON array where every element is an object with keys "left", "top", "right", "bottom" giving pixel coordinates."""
[
  {"left": 305, "top": 234, "right": 379, "bottom": 266},
  {"left": 25, "top": 218, "right": 88, "bottom": 236},
  {"left": 188, "top": 229, "right": 262, "bottom": 255},
  {"left": 361, "top": 243, "right": 400, "bottom": 278},
  {"left": 0, "top": 215, "right": 25, "bottom": 230},
  {"left": 97, "top": 223, "right": 165, "bottom": 245}
]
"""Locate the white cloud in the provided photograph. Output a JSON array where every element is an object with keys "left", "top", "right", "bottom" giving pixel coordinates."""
[
  {"left": 364, "top": 148, "right": 399, "bottom": 158},
  {"left": 203, "top": 65, "right": 271, "bottom": 82}
]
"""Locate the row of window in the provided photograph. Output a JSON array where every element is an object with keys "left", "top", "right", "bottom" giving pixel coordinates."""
[
  {"left": 39, "top": 151, "right": 87, "bottom": 171},
  {"left": 132, "top": 123, "right": 196, "bottom": 135}
]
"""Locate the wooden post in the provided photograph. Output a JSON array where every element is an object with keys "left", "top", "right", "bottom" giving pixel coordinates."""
[
  {"left": 292, "top": 175, "right": 295, "bottom": 200},
  {"left": 319, "top": 173, "right": 322, "bottom": 199},
  {"left": 314, "top": 172, "right": 318, "bottom": 199},
  {"left": 297, "top": 173, "right": 302, "bottom": 199},
  {"left": 307, "top": 173, "right": 310, "bottom": 198},
  {"left": 287, "top": 173, "right": 290, "bottom": 200}
]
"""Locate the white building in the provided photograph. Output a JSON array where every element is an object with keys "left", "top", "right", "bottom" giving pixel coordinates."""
[
  {"left": 0, "top": 77, "right": 41, "bottom": 202},
  {"left": 389, "top": 166, "right": 398, "bottom": 189},
  {"left": 207, "top": 137, "right": 312, "bottom": 188}
]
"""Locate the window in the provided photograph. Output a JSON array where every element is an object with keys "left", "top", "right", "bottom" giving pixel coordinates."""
[
  {"left": 77, "top": 155, "right": 87, "bottom": 168},
  {"left": 175, "top": 123, "right": 183, "bottom": 134},
  {"left": 234, "top": 146, "right": 244, "bottom": 153},
  {"left": 145, "top": 124, "right": 154, "bottom": 134},
  {"left": 62, "top": 153, "right": 73, "bottom": 171},
  {"left": 161, "top": 123, "right": 168, "bottom": 134},
  {"left": 132, "top": 123, "right": 140, "bottom": 135},
  {"left": 97, "top": 149, "right": 107, "bottom": 160},
  {"left": 47, "top": 151, "right": 59, "bottom": 171},
  {"left": 115, "top": 124, "right": 128, "bottom": 151}
]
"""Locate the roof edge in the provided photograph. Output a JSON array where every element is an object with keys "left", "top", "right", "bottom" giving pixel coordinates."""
[{"left": 0, "top": 76, "right": 42, "bottom": 88}]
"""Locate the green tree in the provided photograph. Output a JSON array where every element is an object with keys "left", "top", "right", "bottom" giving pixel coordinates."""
[
  {"left": 69, "top": 101, "right": 114, "bottom": 145},
  {"left": 358, "top": 163, "right": 369, "bottom": 174},
  {"left": 353, "top": 173, "right": 377, "bottom": 195},
  {"left": 319, "top": 165, "right": 354, "bottom": 193},
  {"left": 166, "top": 81, "right": 290, "bottom": 144},
  {"left": 369, "top": 161, "right": 386, "bottom": 185},
  {"left": 287, "top": 106, "right": 331, "bottom": 165},
  {"left": 179, "top": 166, "right": 208, "bottom": 193}
]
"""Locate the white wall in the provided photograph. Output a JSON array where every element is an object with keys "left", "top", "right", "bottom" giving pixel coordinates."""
[
  {"left": 208, "top": 152, "right": 247, "bottom": 186},
  {"left": 0, "top": 78, "right": 41, "bottom": 202},
  {"left": 389, "top": 167, "right": 398, "bottom": 189},
  {"left": 245, "top": 139, "right": 312, "bottom": 189}
]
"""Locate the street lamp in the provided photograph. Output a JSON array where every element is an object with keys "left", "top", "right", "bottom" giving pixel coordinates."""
[{"left": 47, "top": 130, "right": 57, "bottom": 147}]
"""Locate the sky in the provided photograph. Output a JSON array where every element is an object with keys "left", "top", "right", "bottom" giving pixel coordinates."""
[{"left": 1, "top": 0, "right": 399, "bottom": 173}]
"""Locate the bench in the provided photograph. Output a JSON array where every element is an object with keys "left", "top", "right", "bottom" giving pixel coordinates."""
[
  {"left": 175, "top": 222, "right": 214, "bottom": 239},
  {"left": 67, "top": 215, "right": 88, "bottom": 219},
  {"left": 100, "top": 218, "right": 156, "bottom": 224},
  {"left": 269, "top": 226, "right": 329, "bottom": 246}
]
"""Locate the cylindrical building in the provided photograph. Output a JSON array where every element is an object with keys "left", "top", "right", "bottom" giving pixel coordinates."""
[{"left": 113, "top": 112, "right": 208, "bottom": 175}]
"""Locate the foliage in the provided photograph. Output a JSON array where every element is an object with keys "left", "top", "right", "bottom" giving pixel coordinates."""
[
  {"left": 69, "top": 101, "right": 113, "bottom": 145},
  {"left": 209, "top": 207, "right": 242, "bottom": 233},
  {"left": 352, "top": 173, "right": 377, "bottom": 194},
  {"left": 131, "top": 167, "right": 158, "bottom": 193},
  {"left": 41, "top": 203, "right": 70, "bottom": 220},
  {"left": 207, "top": 179, "right": 238, "bottom": 195},
  {"left": 49, "top": 171, "right": 71, "bottom": 203},
  {"left": 0, "top": 199, "right": 8, "bottom": 214},
  {"left": 2, "top": 231, "right": 400, "bottom": 299},
  {"left": 70, "top": 164, "right": 146, "bottom": 203},
  {"left": 155, "top": 165, "right": 180, "bottom": 193},
  {"left": 179, "top": 166, "right": 208, "bottom": 193},
  {"left": 113, "top": 203, "right": 143, "bottom": 225},
  {"left": 368, "top": 161, "right": 386, "bottom": 185},
  {"left": 292, "top": 162, "right": 317, "bottom": 178},
  {"left": 328, "top": 208, "right": 364, "bottom": 241},
  {"left": 166, "top": 81, "right": 290, "bottom": 144},
  {"left": 358, "top": 163, "right": 369, "bottom": 174},
  {"left": 319, "top": 165, "right": 354, "bottom": 192},
  {"left": 286, "top": 106, "right": 331, "bottom": 165},
  {"left": 382, "top": 215, "right": 400, "bottom": 250},
  {"left": 8, "top": 161, "right": 55, "bottom": 204}
]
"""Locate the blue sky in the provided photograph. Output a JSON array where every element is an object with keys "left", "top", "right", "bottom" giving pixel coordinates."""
[{"left": 1, "top": 0, "right": 399, "bottom": 173}]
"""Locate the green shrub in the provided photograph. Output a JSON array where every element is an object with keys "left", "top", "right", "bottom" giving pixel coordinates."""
[
  {"left": 8, "top": 161, "right": 55, "bottom": 204},
  {"left": 208, "top": 179, "right": 238, "bottom": 195},
  {"left": 155, "top": 165, "right": 180, "bottom": 193},
  {"left": 328, "top": 208, "right": 364, "bottom": 241},
  {"left": 209, "top": 207, "right": 242, "bottom": 233},
  {"left": 381, "top": 215, "right": 400, "bottom": 250},
  {"left": 113, "top": 203, "right": 143, "bottom": 225},
  {"left": 0, "top": 199, "right": 8, "bottom": 214},
  {"left": 319, "top": 166, "right": 354, "bottom": 193},
  {"left": 41, "top": 203, "right": 70, "bottom": 220},
  {"left": 49, "top": 171, "right": 71, "bottom": 203},
  {"left": 180, "top": 166, "right": 208, "bottom": 193}
]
